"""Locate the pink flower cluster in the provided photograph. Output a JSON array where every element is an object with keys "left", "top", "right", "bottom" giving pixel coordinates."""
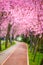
[{"left": 0, "top": 0, "right": 43, "bottom": 38}]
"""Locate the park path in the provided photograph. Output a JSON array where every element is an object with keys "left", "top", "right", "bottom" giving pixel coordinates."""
[{"left": 0, "top": 41, "right": 29, "bottom": 65}]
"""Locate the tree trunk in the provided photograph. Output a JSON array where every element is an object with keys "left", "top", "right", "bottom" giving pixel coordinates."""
[
  {"left": 5, "top": 35, "right": 8, "bottom": 48},
  {"left": 0, "top": 38, "right": 1, "bottom": 51},
  {"left": 40, "top": 59, "right": 43, "bottom": 65},
  {"left": 5, "top": 23, "right": 12, "bottom": 48}
]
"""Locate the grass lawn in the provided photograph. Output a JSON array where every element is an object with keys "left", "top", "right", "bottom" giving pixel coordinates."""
[
  {"left": 28, "top": 46, "right": 43, "bottom": 65},
  {"left": 1, "top": 40, "right": 16, "bottom": 51}
]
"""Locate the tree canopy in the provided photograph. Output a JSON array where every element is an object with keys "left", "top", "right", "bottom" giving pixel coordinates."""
[{"left": 0, "top": 0, "right": 43, "bottom": 38}]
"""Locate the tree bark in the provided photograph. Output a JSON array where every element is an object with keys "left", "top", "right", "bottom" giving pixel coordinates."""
[
  {"left": 5, "top": 23, "right": 12, "bottom": 48},
  {"left": 0, "top": 38, "right": 1, "bottom": 51}
]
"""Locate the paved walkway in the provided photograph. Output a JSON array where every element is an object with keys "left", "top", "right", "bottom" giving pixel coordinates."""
[
  {"left": 0, "top": 42, "right": 17, "bottom": 65},
  {"left": 0, "top": 41, "right": 29, "bottom": 65}
]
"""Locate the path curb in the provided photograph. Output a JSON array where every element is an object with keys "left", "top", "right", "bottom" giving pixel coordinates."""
[{"left": 27, "top": 45, "right": 29, "bottom": 65}]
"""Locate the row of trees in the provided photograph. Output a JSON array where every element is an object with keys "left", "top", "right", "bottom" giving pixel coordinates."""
[
  {"left": 0, "top": 0, "right": 43, "bottom": 50},
  {"left": 0, "top": 10, "right": 14, "bottom": 50}
]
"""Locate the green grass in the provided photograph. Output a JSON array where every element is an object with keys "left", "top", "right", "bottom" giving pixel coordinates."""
[
  {"left": 28, "top": 46, "right": 43, "bottom": 65},
  {"left": 0, "top": 40, "right": 16, "bottom": 51}
]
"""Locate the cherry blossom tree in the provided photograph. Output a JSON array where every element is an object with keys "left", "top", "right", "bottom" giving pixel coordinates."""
[{"left": 0, "top": 0, "right": 43, "bottom": 50}]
